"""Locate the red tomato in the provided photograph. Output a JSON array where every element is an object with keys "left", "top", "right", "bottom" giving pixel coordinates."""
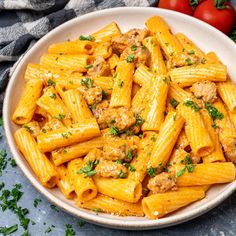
[
  {"left": 158, "top": 0, "right": 193, "bottom": 15},
  {"left": 193, "top": 0, "right": 236, "bottom": 35}
]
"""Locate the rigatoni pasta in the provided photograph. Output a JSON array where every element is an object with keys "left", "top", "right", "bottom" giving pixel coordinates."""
[{"left": 12, "top": 15, "right": 236, "bottom": 220}]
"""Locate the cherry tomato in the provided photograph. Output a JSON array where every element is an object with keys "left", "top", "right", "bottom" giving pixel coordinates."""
[
  {"left": 158, "top": 0, "right": 193, "bottom": 15},
  {"left": 193, "top": 0, "right": 236, "bottom": 35}
]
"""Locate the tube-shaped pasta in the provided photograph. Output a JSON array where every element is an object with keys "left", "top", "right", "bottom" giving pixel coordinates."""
[
  {"left": 92, "top": 22, "right": 121, "bottom": 42},
  {"left": 175, "top": 163, "right": 235, "bottom": 186},
  {"left": 201, "top": 109, "right": 225, "bottom": 163},
  {"left": 93, "top": 42, "right": 112, "bottom": 59},
  {"left": 169, "top": 148, "right": 189, "bottom": 165},
  {"left": 93, "top": 176, "right": 142, "bottom": 203},
  {"left": 143, "top": 37, "right": 167, "bottom": 74},
  {"left": 77, "top": 193, "right": 144, "bottom": 216},
  {"left": 37, "top": 118, "right": 101, "bottom": 152},
  {"left": 229, "top": 110, "right": 236, "bottom": 128},
  {"left": 134, "top": 64, "right": 153, "bottom": 86},
  {"left": 62, "top": 89, "right": 93, "bottom": 122},
  {"left": 217, "top": 81, "right": 236, "bottom": 112},
  {"left": 108, "top": 54, "right": 119, "bottom": 70},
  {"left": 145, "top": 16, "right": 183, "bottom": 59},
  {"left": 14, "top": 128, "right": 58, "bottom": 188},
  {"left": 168, "top": 82, "right": 192, "bottom": 103},
  {"left": 176, "top": 130, "right": 190, "bottom": 150},
  {"left": 36, "top": 87, "right": 71, "bottom": 126},
  {"left": 23, "top": 121, "right": 41, "bottom": 138},
  {"left": 128, "top": 132, "right": 158, "bottom": 182},
  {"left": 48, "top": 40, "right": 95, "bottom": 55},
  {"left": 169, "top": 64, "right": 227, "bottom": 87},
  {"left": 177, "top": 102, "right": 213, "bottom": 156},
  {"left": 110, "top": 60, "right": 134, "bottom": 108},
  {"left": 67, "top": 158, "right": 97, "bottom": 202},
  {"left": 12, "top": 79, "right": 43, "bottom": 124},
  {"left": 142, "top": 75, "right": 169, "bottom": 131},
  {"left": 149, "top": 111, "right": 185, "bottom": 168},
  {"left": 54, "top": 164, "right": 76, "bottom": 199},
  {"left": 205, "top": 52, "right": 221, "bottom": 64},
  {"left": 142, "top": 187, "right": 205, "bottom": 219},
  {"left": 132, "top": 83, "right": 141, "bottom": 98},
  {"left": 40, "top": 54, "right": 89, "bottom": 72},
  {"left": 131, "top": 85, "right": 148, "bottom": 115},
  {"left": 51, "top": 130, "right": 106, "bottom": 166},
  {"left": 175, "top": 33, "right": 206, "bottom": 59}
]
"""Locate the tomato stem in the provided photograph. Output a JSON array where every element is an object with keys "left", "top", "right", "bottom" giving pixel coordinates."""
[{"left": 214, "top": 0, "right": 228, "bottom": 9}]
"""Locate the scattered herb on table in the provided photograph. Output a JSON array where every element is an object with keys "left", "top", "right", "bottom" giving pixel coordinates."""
[
  {"left": 65, "top": 224, "right": 75, "bottom": 236},
  {"left": 0, "top": 224, "right": 18, "bottom": 235}
]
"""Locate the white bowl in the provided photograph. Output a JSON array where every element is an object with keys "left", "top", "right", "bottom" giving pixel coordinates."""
[{"left": 3, "top": 7, "right": 236, "bottom": 230}]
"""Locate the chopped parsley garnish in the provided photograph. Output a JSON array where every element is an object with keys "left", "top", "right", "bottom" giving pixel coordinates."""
[
  {"left": 185, "top": 58, "right": 193, "bottom": 66},
  {"left": 127, "top": 54, "right": 135, "bottom": 63},
  {"left": 0, "top": 117, "right": 2, "bottom": 126},
  {"left": 78, "top": 160, "right": 98, "bottom": 178},
  {"left": 90, "top": 104, "right": 97, "bottom": 110},
  {"left": 85, "top": 64, "right": 93, "bottom": 69},
  {"left": 0, "top": 149, "right": 7, "bottom": 176},
  {"left": 79, "top": 35, "right": 95, "bottom": 41},
  {"left": 49, "top": 93, "right": 57, "bottom": 99},
  {"left": 147, "top": 167, "right": 156, "bottom": 177},
  {"left": 47, "top": 79, "right": 56, "bottom": 87},
  {"left": 129, "top": 164, "right": 136, "bottom": 172},
  {"left": 177, "top": 155, "right": 195, "bottom": 177},
  {"left": 55, "top": 114, "right": 66, "bottom": 120},
  {"left": 184, "top": 100, "right": 200, "bottom": 112},
  {"left": 173, "top": 113, "right": 177, "bottom": 121},
  {"left": 205, "top": 103, "right": 224, "bottom": 121},
  {"left": 45, "top": 226, "right": 52, "bottom": 233},
  {"left": 212, "top": 122, "right": 217, "bottom": 129},
  {"left": 50, "top": 204, "right": 59, "bottom": 212},
  {"left": 117, "top": 170, "right": 127, "bottom": 178},
  {"left": 126, "top": 149, "right": 133, "bottom": 161},
  {"left": 131, "top": 45, "right": 137, "bottom": 51},
  {"left": 23, "top": 125, "right": 33, "bottom": 133},
  {"left": 188, "top": 50, "right": 195, "bottom": 55},
  {"left": 176, "top": 167, "right": 186, "bottom": 177},
  {"left": 77, "top": 220, "right": 86, "bottom": 228},
  {"left": 61, "top": 132, "right": 72, "bottom": 139},
  {"left": 33, "top": 198, "right": 41, "bottom": 208},
  {"left": 118, "top": 80, "right": 124, "bottom": 88},
  {"left": 116, "top": 159, "right": 122, "bottom": 164},
  {"left": 102, "top": 90, "right": 107, "bottom": 100},
  {"left": 109, "top": 126, "right": 119, "bottom": 136},
  {"left": 0, "top": 224, "right": 18, "bottom": 235},
  {"left": 41, "top": 128, "right": 47, "bottom": 133},
  {"left": 135, "top": 114, "right": 144, "bottom": 126},
  {"left": 65, "top": 224, "right": 75, "bottom": 236},
  {"left": 0, "top": 182, "right": 5, "bottom": 191},
  {"left": 10, "top": 159, "right": 17, "bottom": 167},
  {"left": 170, "top": 98, "right": 179, "bottom": 108},
  {"left": 80, "top": 78, "right": 94, "bottom": 89}
]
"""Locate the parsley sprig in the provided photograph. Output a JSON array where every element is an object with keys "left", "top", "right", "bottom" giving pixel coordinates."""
[
  {"left": 78, "top": 160, "right": 99, "bottom": 178},
  {"left": 176, "top": 155, "right": 195, "bottom": 177},
  {"left": 184, "top": 100, "right": 200, "bottom": 112}
]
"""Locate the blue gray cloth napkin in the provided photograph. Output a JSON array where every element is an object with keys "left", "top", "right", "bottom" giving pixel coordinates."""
[{"left": 0, "top": 0, "right": 157, "bottom": 112}]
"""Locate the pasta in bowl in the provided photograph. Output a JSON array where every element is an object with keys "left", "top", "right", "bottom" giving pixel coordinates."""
[{"left": 4, "top": 7, "right": 236, "bottom": 229}]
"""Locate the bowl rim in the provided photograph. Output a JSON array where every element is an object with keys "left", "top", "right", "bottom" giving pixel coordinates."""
[{"left": 3, "top": 6, "right": 236, "bottom": 230}]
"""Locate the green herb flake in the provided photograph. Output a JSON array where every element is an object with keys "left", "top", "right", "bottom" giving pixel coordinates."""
[
  {"left": 205, "top": 103, "right": 224, "bottom": 121},
  {"left": 188, "top": 50, "right": 195, "bottom": 55},
  {"left": 49, "top": 93, "right": 57, "bottom": 99},
  {"left": 80, "top": 78, "right": 94, "bottom": 89},
  {"left": 126, "top": 149, "right": 133, "bottom": 161},
  {"left": 162, "top": 76, "right": 168, "bottom": 84},
  {"left": 170, "top": 98, "right": 179, "bottom": 108},
  {"left": 45, "top": 227, "right": 52, "bottom": 233},
  {"left": 117, "top": 170, "right": 127, "bottom": 178},
  {"left": 0, "top": 224, "right": 18, "bottom": 235},
  {"left": 77, "top": 220, "right": 86, "bottom": 228},
  {"left": 118, "top": 80, "right": 124, "bottom": 88},
  {"left": 116, "top": 159, "right": 122, "bottom": 164},
  {"left": 184, "top": 100, "right": 200, "bottom": 112},
  {"left": 85, "top": 64, "right": 93, "bottom": 69},
  {"left": 0, "top": 182, "right": 5, "bottom": 190},
  {"left": 176, "top": 167, "right": 186, "bottom": 177},
  {"left": 65, "top": 224, "right": 75, "bottom": 236},
  {"left": 47, "top": 79, "right": 56, "bottom": 87},
  {"left": 90, "top": 104, "right": 97, "bottom": 110},
  {"left": 185, "top": 58, "right": 193, "bottom": 66},
  {"left": 78, "top": 160, "right": 97, "bottom": 178},
  {"left": 23, "top": 125, "right": 33, "bottom": 133},
  {"left": 147, "top": 167, "right": 156, "bottom": 177},
  {"left": 150, "top": 136, "right": 157, "bottom": 142},
  {"left": 131, "top": 45, "right": 137, "bottom": 51},
  {"left": 173, "top": 113, "right": 177, "bottom": 121},
  {"left": 135, "top": 114, "right": 144, "bottom": 126},
  {"left": 50, "top": 204, "right": 59, "bottom": 212},
  {"left": 55, "top": 114, "right": 66, "bottom": 121},
  {"left": 33, "top": 198, "right": 41, "bottom": 208},
  {"left": 41, "top": 128, "right": 47, "bottom": 133},
  {"left": 127, "top": 54, "right": 135, "bottom": 63},
  {"left": 129, "top": 164, "right": 136, "bottom": 172},
  {"left": 79, "top": 35, "right": 95, "bottom": 41},
  {"left": 102, "top": 90, "right": 107, "bottom": 100},
  {"left": 0, "top": 149, "right": 7, "bottom": 176},
  {"left": 109, "top": 126, "right": 119, "bottom": 136},
  {"left": 10, "top": 159, "right": 17, "bottom": 167},
  {"left": 0, "top": 117, "right": 2, "bottom": 126}
]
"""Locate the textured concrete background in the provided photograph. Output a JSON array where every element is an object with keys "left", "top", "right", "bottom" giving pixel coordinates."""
[{"left": 1, "top": 1, "right": 236, "bottom": 235}]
